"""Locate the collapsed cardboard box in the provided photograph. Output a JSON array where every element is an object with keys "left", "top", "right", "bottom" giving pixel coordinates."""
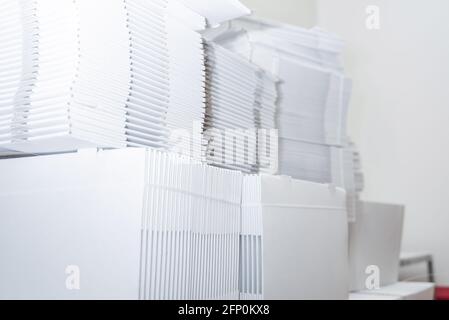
[{"left": 349, "top": 201, "right": 405, "bottom": 291}]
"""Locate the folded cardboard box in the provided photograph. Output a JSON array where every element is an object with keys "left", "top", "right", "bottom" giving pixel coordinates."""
[{"left": 349, "top": 201, "right": 405, "bottom": 291}]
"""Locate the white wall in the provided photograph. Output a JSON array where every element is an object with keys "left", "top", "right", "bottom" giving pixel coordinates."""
[
  {"left": 317, "top": 0, "right": 449, "bottom": 285},
  {"left": 241, "top": 0, "right": 317, "bottom": 27}
]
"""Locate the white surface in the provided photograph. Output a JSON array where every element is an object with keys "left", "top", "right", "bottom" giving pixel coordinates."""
[
  {"left": 317, "top": 0, "right": 449, "bottom": 285},
  {"left": 241, "top": 175, "right": 349, "bottom": 300},
  {"left": 359, "top": 282, "right": 435, "bottom": 300},
  {"left": 213, "top": 17, "right": 352, "bottom": 183},
  {"left": 349, "top": 201, "right": 405, "bottom": 291},
  {"left": 0, "top": 149, "right": 146, "bottom": 299},
  {"left": 179, "top": 0, "right": 250, "bottom": 26}
]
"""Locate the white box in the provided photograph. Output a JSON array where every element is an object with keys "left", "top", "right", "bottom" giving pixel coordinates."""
[
  {"left": 0, "top": 148, "right": 242, "bottom": 300},
  {"left": 349, "top": 202, "right": 405, "bottom": 291}
]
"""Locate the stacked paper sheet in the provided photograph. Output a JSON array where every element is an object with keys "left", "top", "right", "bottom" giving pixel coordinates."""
[
  {"left": 240, "top": 175, "right": 349, "bottom": 300},
  {"left": 331, "top": 142, "right": 365, "bottom": 222},
  {"left": 0, "top": 148, "right": 242, "bottom": 300},
  {"left": 0, "top": 0, "right": 131, "bottom": 153},
  {"left": 356, "top": 282, "right": 435, "bottom": 300},
  {"left": 203, "top": 42, "right": 278, "bottom": 173},
  {"left": 140, "top": 149, "right": 242, "bottom": 300},
  {"left": 0, "top": 0, "right": 207, "bottom": 157},
  {"left": 206, "top": 18, "right": 352, "bottom": 183}
]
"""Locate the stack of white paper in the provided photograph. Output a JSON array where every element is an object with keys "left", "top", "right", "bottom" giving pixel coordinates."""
[
  {"left": 0, "top": 148, "right": 242, "bottom": 300},
  {"left": 349, "top": 201, "right": 405, "bottom": 292},
  {"left": 0, "top": 0, "right": 207, "bottom": 157},
  {"left": 203, "top": 42, "right": 278, "bottom": 173},
  {"left": 1, "top": 0, "right": 130, "bottom": 154},
  {"left": 206, "top": 18, "right": 361, "bottom": 221},
  {"left": 240, "top": 175, "right": 349, "bottom": 300},
  {"left": 349, "top": 293, "right": 401, "bottom": 300},
  {"left": 206, "top": 18, "right": 352, "bottom": 183}
]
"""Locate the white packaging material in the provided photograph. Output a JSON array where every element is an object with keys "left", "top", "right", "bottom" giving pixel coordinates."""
[
  {"left": 241, "top": 175, "right": 349, "bottom": 300},
  {"left": 0, "top": 148, "right": 242, "bottom": 300},
  {"left": 0, "top": 149, "right": 145, "bottom": 299},
  {"left": 349, "top": 293, "right": 401, "bottom": 300},
  {"left": 359, "top": 282, "right": 435, "bottom": 300},
  {"left": 0, "top": 0, "right": 207, "bottom": 158},
  {"left": 204, "top": 16, "right": 353, "bottom": 184},
  {"left": 349, "top": 202, "right": 405, "bottom": 292},
  {"left": 1, "top": 0, "right": 131, "bottom": 153},
  {"left": 124, "top": 0, "right": 206, "bottom": 154},
  {"left": 177, "top": 0, "right": 250, "bottom": 27}
]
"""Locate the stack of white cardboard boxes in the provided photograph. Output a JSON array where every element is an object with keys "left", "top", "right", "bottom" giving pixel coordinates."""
[
  {"left": 0, "top": 0, "right": 208, "bottom": 155},
  {"left": 0, "top": 0, "right": 434, "bottom": 300},
  {"left": 0, "top": 149, "right": 243, "bottom": 300}
]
